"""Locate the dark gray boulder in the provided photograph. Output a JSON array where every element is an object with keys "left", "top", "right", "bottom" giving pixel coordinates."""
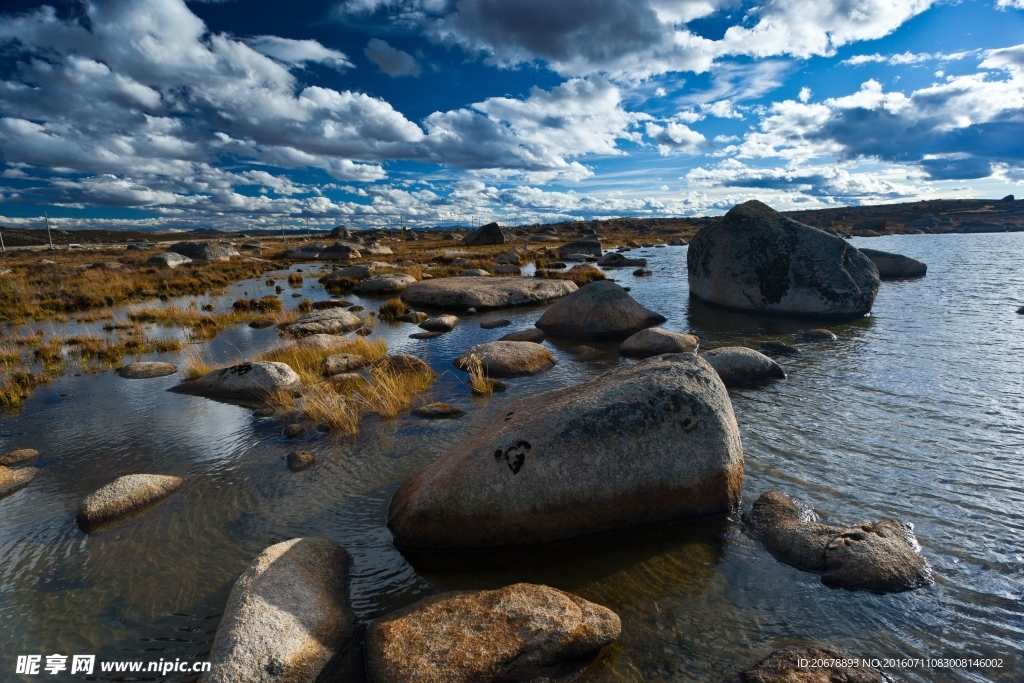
[
  {"left": 858, "top": 248, "right": 927, "bottom": 280},
  {"left": 535, "top": 280, "right": 666, "bottom": 340},
  {"left": 597, "top": 252, "right": 647, "bottom": 268},
  {"left": 556, "top": 240, "right": 602, "bottom": 258},
  {"left": 699, "top": 347, "right": 786, "bottom": 388},
  {"left": 463, "top": 222, "right": 506, "bottom": 246},
  {"left": 388, "top": 353, "right": 743, "bottom": 550},
  {"left": 687, "top": 201, "right": 879, "bottom": 319},
  {"left": 168, "top": 242, "right": 239, "bottom": 261}
]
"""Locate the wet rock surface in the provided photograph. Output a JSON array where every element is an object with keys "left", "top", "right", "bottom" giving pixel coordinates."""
[
  {"left": 0, "top": 448, "right": 39, "bottom": 467},
  {"left": 500, "top": 328, "right": 546, "bottom": 343},
  {"left": 286, "top": 451, "right": 315, "bottom": 472},
  {"left": 419, "top": 315, "right": 460, "bottom": 332},
  {"left": 536, "top": 280, "right": 666, "bottom": 340},
  {"left": 77, "top": 474, "right": 184, "bottom": 530},
  {"left": 388, "top": 353, "right": 743, "bottom": 550},
  {"left": 411, "top": 402, "right": 467, "bottom": 419},
  {"left": 700, "top": 347, "right": 787, "bottom": 387},
  {"left": 365, "top": 583, "right": 620, "bottom": 683},
  {"left": 619, "top": 327, "right": 699, "bottom": 358},
  {"left": 0, "top": 466, "right": 37, "bottom": 500}
]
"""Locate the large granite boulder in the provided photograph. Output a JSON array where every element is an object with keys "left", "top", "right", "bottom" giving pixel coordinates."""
[
  {"left": 453, "top": 341, "right": 556, "bottom": 377},
  {"left": 402, "top": 277, "right": 577, "bottom": 310},
  {"left": 858, "top": 248, "right": 927, "bottom": 280},
  {"left": 172, "top": 362, "right": 301, "bottom": 400},
  {"left": 77, "top": 474, "right": 183, "bottom": 530},
  {"left": 699, "top": 347, "right": 786, "bottom": 387},
  {"left": 535, "top": 280, "right": 666, "bottom": 339},
  {"left": 353, "top": 273, "right": 417, "bottom": 295},
  {"left": 168, "top": 242, "right": 239, "bottom": 261},
  {"left": 388, "top": 353, "right": 743, "bottom": 549},
  {"left": 687, "top": 201, "right": 879, "bottom": 319},
  {"left": 743, "top": 491, "right": 932, "bottom": 592},
  {"left": 619, "top": 328, "right": 698, "bottom": 358},
  {"left": 283, "top": 309, "right": 363, "bottom": 337},
  {"left": 463, "top": 222, "right": 506, "bottom": 246},
  {"left": 285, "top": 242, "right": 361, "bottom": 260},
  {"left": 330, "top": 225, "right": 350, "bottom": 238},
  {"left": 145, "top": 252, "right": 192, "bottom": 268},
  {"left": 557, "top": 240, "right": 602, "bottom": 258},
  {"left": 203, "top": 538, "right": 355, "bottom": 683},
  {"left": 366, "top": 583, "right": 620, "bottom": 683},
  {"left": 0, "top": 466, "right": 37, "bottom": 500}
]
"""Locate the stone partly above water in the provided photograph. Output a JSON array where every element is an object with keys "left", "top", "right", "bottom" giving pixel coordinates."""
[
  {"left": 365, "top": 583, "right": 620, "bottom": 683},
  {"left": 597, "top": 251, "right": 647, "bottom": 267},
  {"left": 77, "top": 474, "right": 183, "bottom": 530},
  {"left": 743, "top": 491, "right": 933, "bottom": 593},
  {"left": 858, "top": 248, "right": 928, "bottom": 280},
  {"left": 402, "top": 276, "right": 577, "bottom": 310},
  {"left": 687, "top": 201, "right": 880, "bottom": 319},
  {"left": 419, "top": 315, "right": 460, "bottom": 332},
  {"left": 619, "top": 327, "right": 699, "bottom": 358},
  {"left": 388, "top": 353, "right": 743, "bottom": 550},
  {"left": 499, "top": 328, "right": 545, "bottom": 343},
  {"left": 172, "top": 362, "right": 301, "bottom": 400},
  {"left": 0, "top": 466, "right": 37, "bottom": 500},
  {"left": 411, "top": 402, "right": 467, "bottom": 419},
  {"left": 119, "top": 361, "right": 178, "bottom": 379},
  {"left": 203, "top": 538, "right": 355, "bottom": 683},
  {"left": 453, "top": 341, "right": 557, "bottom": 377},
  {"left": 733, "top": 645, "right": 885, "bottom": 683},
  {"left": 699, "top": 347, "right": 787, "bottom": 388},
  {"left": 353, "top": 273, "right": 417, "bottom": 295},
  {"left": 535, "top": 280, "right": 666, "bottom": 340},
  {"left": 283, "top": 309, "right": 363, "bottom": 337},
  {"left": 0, "top": 448, "right": 40, "bottom": 467}
]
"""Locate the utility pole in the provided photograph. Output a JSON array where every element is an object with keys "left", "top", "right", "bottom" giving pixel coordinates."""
[
  {"left": 305, "top": 217, "right": 309, "bottom": 239},
  {"left": 45, "top": 211, "right": 54, "bottom": 250},
  {"left": 280, "top": 218, "right": 285, "bottom": 243},
  {"left": 0, "top": 228, "right": 5, "bottom": 253}
]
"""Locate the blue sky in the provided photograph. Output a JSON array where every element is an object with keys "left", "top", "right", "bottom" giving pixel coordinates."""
[{"left": 0, "top": 0, "right": 1022, "bottom": 232}]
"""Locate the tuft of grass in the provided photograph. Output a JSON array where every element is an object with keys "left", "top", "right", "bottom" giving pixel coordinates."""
[
  {"left": 287, "top": 272, "right": 304, "bottom": 285},
  {"left": 0, "top": 346, "right": 21, "bottom": 369},
  {"left": 463, "top": 353, "right": 493, "bottom": 396},
  {"left": 232, "top": 295, "right": 283, "bottom": 313},
  {"left": 33, "top": 337, "right": 65, "bottom": 365},
  {"left": 300, "top": 384, "right": 360, "bottom": 436},
  {"left": 536, "top": 264, "right": 606, "bottom": 285},
  {"left": 257, "top": 336, "right": 386, "bottom": 384},
  {"left": 180, "top": 346, "right": 214, "bottom": 380},
  {"left": 324, "top": 278, "right": 357, "bottom": 295},
  {"left": 378, "top": 298, "right": 409, "bottom": 320},
  {"left": 296, "top": 299, "right": 314, "bottom": 314},
  {"left": 0, "top": 368, "right": 58, "bottom": 411},
  {"left": 356, "top": 364, "right": 436, "bottom": 418}
]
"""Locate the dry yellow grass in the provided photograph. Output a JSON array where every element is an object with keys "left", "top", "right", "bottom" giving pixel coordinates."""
[
  {"left": 179, "top": 346, "right": 214, "bottom": 380},
  {"left": 463, "top": 353, "right": 493, "bottom": 396},
  {"left": 257, "top": 336, "right": 386, "bottom": 385},
  {"left": 377, "top": 298, "right": 409, "bottom": 320},
  {"left": 356, "top": 364, "right": 436, "bottom": 418},
  {"left": 300, "top": 384, "right": 359, "bottom": 435},
  {"left": 0, "top": 368, "right": 58, "bottom": 410}
]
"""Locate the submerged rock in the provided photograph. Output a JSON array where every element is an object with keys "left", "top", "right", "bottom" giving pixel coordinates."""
[
  {"left": 119, "top": 361, "right": 178, "bottom": 379},
  {"left": 743, "top": 491, "right": 932, "bottom": 593},
  {"left": 366, "top": 583, "right": 620, "bottom": 683},
  {"left": 282, "top": 424, "right": 304, "bottom": 439},
  {"left": 287, "top": 451, "right": 315, "bottom": 472},
  {"left": 145, "top": 252, "right": 192, "bottom": 268},
  {"left": 736, "top": 645, "right": 885, "bottom": 682},
  {"left": 284, "top": 309, "right": 363, "bottom": 337},
  {"left": 353, "top": 273, "right": 417, "bottom": 295},
  {"left": 687, "top": 201, "right": 879, "bottom": 319},
  {"left": 203, "top": 538, "right": 355, "bottom": 683},
  {"left": 0, "top": 448, "right": 40, "bottom": 467},
  {"left": 410, "top": 331, "right": 444, "bottom": 339},
  {"left": 173, "top": 362, "right": 301, "bottom": 400},
  {"left": 619, "top": 327, "right": 698, "bottom": 358},
  {"left": 633, "top": 268, "right": 652, "bottom": 276},
  {"left": 858, "top": 248, "right": 927, "bottom": 280},
  {"left": 412, "top": 402, "right": 467, "bottom": 419},
  {"left": 535, "top": 280, "right": 666, "bottom": 340},
  {"left": 480, "top": 318, "right": 511, "bottom": 329},
  {"left": 402, "top": 277, "right": 576, "bottom": 310},
  {"left": 700, "top": 347, "right": 786, "bottom": 387},
  {"left": 77, "top": 474, "right": 183, "bottom": 530},
  {"left": 758, "top": 341, "right": 801, "bottom": 356},
  {"left": 388, "top": 353, "right": 743, "bottom": 550},
  {"left": 800, "top": 328, "right": 837, "bottom": 342},
  {"left": 500, "top": 328, "right": 546, "bottom": 343},
  {"left": 454, "top": 341, "right": 556, "bottom": 377},
  {"left": 0, "top": 466, "right": 37, "bottom": 500}
]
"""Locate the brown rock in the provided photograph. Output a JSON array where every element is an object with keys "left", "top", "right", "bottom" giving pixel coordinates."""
[
  {"left": 323, "top": 353, "right": 370, "bottom": 376},
  {"left": 0, "top": 448, "right": 39, "bottom": 467},
  {"left": 0, "top": 466, "right": 37, "bottom": 499},
  {"left": 366, "top": 584, "right": 620, "bottom": 683},
  {"left": 373, "top": 354, "right": 437, "bottom": 377},
  {"left": 411, "top": 402, "right": 467, "bottom": 419},
  {"left": 77, "top": 474, "right": 183, "bottom": 530},
  {"left": 619, "top": 327, "right": 698, "bottom": 358},
  {"left": 419, "top": 315, "right": 460, "bottom": 332},
  {"left": 119, "top": 361, "right": 178, "bottom": 379},
  {"left": 480, "top": 318, "right": 511, "bottom": 329},
  {"left": 454, "top": 341, "right": 556, "bottom": 377},
  {"left": 402, "top": 277, "right": 576, "bottom": 310},
  {"left": 800, "top": 328, "right": 838, "bottom": 342},
  {"left": 283, "top": 424, "right": 305, "bottom": 439},
  {"left": 287, "top": 451, "right": 315, "bottom": 472},
  {"left": 499, "top": 328, "right": 545, "bottom": 343}
]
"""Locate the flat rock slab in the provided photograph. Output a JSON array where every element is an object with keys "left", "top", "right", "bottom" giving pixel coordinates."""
[
  {"left": 366, "top": 583, "right": 620, "bottom": 683},
  {"left": 388, "top": 353, "right": 743, "bottom": 550},
  {"left": 119, "top": 361, "right": 178, "bottom": 379},
  {"left": 412, "top": 402, "right": 467, "bottom": 419},
  {"left": 203, "top": 538, "right": 355, "bottom": 683},
  {"left": 410, "top": 331, "right": 444, "bottom": 339},
  {"left": 173, "top": 362, "right": 301, "bottom": 400},
  {"left": 454, "top": 341, "right": 556, "bottom": 377},
  {"left": 323, "top": 353, "right": 370, "bottom": 375},
  {"left": 419, "top": 315, "right": 459, "bottom": 332},
  {"left": 700, "top": 347, "right": 786, "bottom": 388},
  {"left": 0, "top": 466, "right": 37, "bottom": 500},
  {"left": 480, "top": 318, "right": 511, "bottom": 329},
  {"left": 353, "top": 273, "right": 416, "bottom": 295},
  {"left": 536, "top": 280, "right": 666, "bottom": 340},
  {"left": 687, "top": 200, "right": 879, "bottom": 319},
  {"left": 619, "top": 328, "right": 698, "bottom": 358},
  {"left": 0, "top": 448, "right": 40, "bottom": 467},
  {"left": 858, "top": 248, "right": 927, "bottom": 279},
  {"left": 500, "top": 329, "right": 545, "bottom": 343},
  {"left": 284, "top": 309, "right": 363, "bottom": 337},
  {"left": 77, "top": 474, "right": 183, "bottom": 530},
  {"left": 743, "top": 491, "right": 933, "bottom": 593},
  {"left": 737, "top": 645, "right": 885, "bottom": 683},
  {"left": 402, "top": 277, "right": 577, "bottom": 310}
]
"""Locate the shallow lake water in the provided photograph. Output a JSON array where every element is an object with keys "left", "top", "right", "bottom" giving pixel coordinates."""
[{"left": 1, "top": 234, "right": 1022, "bottom": 681}]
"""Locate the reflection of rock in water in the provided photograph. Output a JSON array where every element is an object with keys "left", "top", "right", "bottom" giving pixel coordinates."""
[{"left": 226, "top": 510, "right": 287, "bottom": 544}]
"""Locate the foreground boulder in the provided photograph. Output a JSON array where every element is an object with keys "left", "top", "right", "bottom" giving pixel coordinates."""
[
  {"left": 284, "top": 309, "right": 363, "bottom": 337},
  {"left": 462, "top": 222, "right": 506, "bottom": 246},
  {"left": 354, "top": 273, "right": 417, "bottom": 295},
  {"left": 119, "top": 361, "right": 177, "bottom": 379},
  {"left": 172, "top": 362, "right": 301, "bottom": 400},
  {"left": 203, "top": 538, "right": 355, "bottom": 683},
  {"left": 366, "top": 584, "right": 620, "bottom": 683},
  {"left": 402, "top": 277, "right": 577, "bottom": 310},
  {"left": 743, "top": 491, "right": 932, "bottom": 592},
  {"left": 388, "top": 353, "right": 743, "bottom": 549},
  {"left": 687, "top": 201, "right": 879, "bottom": 318},
  {"left": 735, "top": 645, "right": 885, "bottom": 683},
  {"left": 699, "top": 348, "right": 786, "bottom": 387},
  {"left": 858, "top": 248, "right": 927, "bottom": 280},
  {"left": 168, "top": 241, "right": 239, "bottom": 261},
  {"left": 77, "top": 474, "right": 183, "bottom": 530},
  {"left": 0, "top": 466, "right": 37, "bottom": 499},
  {"left": 619, "top": 327, "right": 698, "bottom": 358},
  {"left": 145, "top": 252, "right": 192, "bottom": 268},
  {"left": 453, "top": 341, "right": 556, "bottom": 377},
  {"left": 535, "top": 280, "right": 666, "bottom": 339}
]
